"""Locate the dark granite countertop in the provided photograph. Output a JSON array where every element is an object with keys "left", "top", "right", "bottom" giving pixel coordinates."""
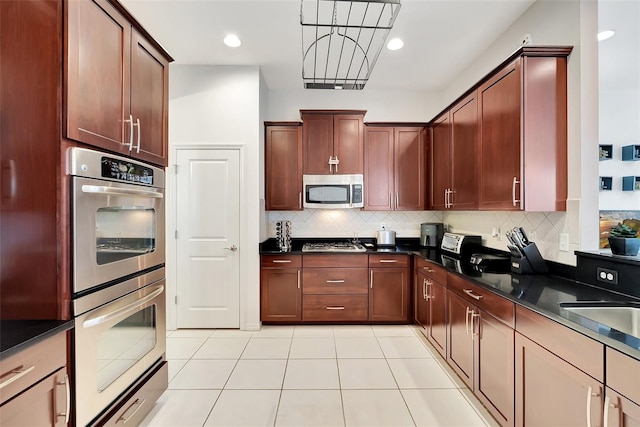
[
  {"left": 260, "top": 237, "right": 640, "bottom": 360},
  {"left": 0, "top": 320, "right": 74, "bottom": 360}
]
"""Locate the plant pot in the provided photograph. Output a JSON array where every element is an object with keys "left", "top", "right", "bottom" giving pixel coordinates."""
[{"left": 608, "top": 237, "right": 640, "bottom": 256}]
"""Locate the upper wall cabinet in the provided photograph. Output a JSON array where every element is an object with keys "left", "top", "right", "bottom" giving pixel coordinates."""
[
  {"left": 364, "top": 125, "right": 427, "bottom": 211},
  {"left": 265, "top": 122, "right": 303, "bottom": 211},
  {"left": 477, "top": 47, "right": 571, "bottom": 211},
  {"left": 430, "top": 92, "right": 478, "bottom": 210},
  {"left": 65, "top": 0, "right": 173, "bottom": 167},
  {"left": 301, "top": 110, "right": 365, "bottom": 175}
]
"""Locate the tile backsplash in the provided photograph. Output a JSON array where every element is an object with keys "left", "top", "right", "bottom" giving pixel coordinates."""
[{"left": 267, "top": 209, "right": 574, "bottom": 265}]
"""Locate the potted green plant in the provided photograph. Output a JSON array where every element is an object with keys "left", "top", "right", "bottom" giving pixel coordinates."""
[{"left": 608, "top": 223, "right": 640, "bottom": 256}]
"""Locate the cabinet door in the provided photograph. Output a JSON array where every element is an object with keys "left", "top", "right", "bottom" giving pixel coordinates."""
[
  {"left": 476, "top": 309, "right": 514, "bottom": 426},
  {"left": 369, "top": 268, "right": 409, "bottom": 322},
  {"left": 334, "top": 114, "right": 364, "bottom": 174},
  {"left": 260, "top": 268, "right": 301, "bottom": 322},
  {"left": 478, "top": 59, "right": 522, "bottom": 210},
  {"left": 0, "top": 368, "right": 68, "bottom": 427},
  {"left": 395, "top": 127, "right": 426, "bottom": 210},
  {"left": 450, "top": 92, "right": 478, "bottom": 210},
  {"left": 302, "top": 113, "right": 333, "bottom": 174},
  {"left": 447, "top": 290, "right": 473, "bottom": 388},
  {"left": 605, "top": 388, "right": 640, "bottom": 427},
  {"left": 515, "top": 332, "right": 603, "bottom": 427},
  {"left": 430, "top": 113, "right": 450, "bottom": 210},
  {"left": 428, "top": 280, "right": 447, "bottom": 358},
  {"left": 414, "top": 271, "right": 430, "bottom": 327},
  {"left": 66, "top": 0, "right": 131, "bottom": 156},
  {"left": 130, "top": 30, "right": 169, "bottom": 166},
  {"left": 265, "top": 125, "right": 303, "bottom": 210},
  {"left": 364, "top": 127, "right": 394, "bottom": 210}
]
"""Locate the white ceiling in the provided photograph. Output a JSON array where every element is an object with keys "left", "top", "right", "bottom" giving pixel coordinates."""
[{"left": 120, "top": 0, "right": 537, "bottom": 91}]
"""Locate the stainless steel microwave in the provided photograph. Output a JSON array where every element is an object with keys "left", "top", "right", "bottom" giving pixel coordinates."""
[{"left": 303, "top": 174, "right": 364, "bottom": 209}]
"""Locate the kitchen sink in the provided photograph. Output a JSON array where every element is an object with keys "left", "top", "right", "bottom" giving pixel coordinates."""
[{"left": 558, "top": 302, "right": 640, "bottom": 339}]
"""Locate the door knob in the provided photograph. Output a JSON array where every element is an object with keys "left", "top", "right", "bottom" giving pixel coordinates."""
[{"left": 224, "top": 245, "right": 238, "bottom": 251}]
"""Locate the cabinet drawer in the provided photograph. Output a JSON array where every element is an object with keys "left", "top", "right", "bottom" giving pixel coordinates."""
[
  {"left": 515, "top": 305, "right": 604, "bottom": 382},
  {"left": 414, "top": 257, "right": 447, "bottom": 283},
  {"left": 606, "top": 347, "right": 640, "bottom": 403},
  {"left": 303, "top": 254, "right": 368, "bottom": 268},
  {"left": 369, "top": 254, "right": 409, "bottom": 268},
  {"left": 303, "top": 295, "right": 368, "bottom": 321},
  {"left": 0, "top": 332, "right": 66, "bottom": 405},
  {"left": 261, "top": 255, "right": 302, "bottom": 268},
  {"left": 303, "top": 268, "right": 368, "bottom": 294},
  {"left": 448, "top": 273, "right": 514, "bottom": 327}
]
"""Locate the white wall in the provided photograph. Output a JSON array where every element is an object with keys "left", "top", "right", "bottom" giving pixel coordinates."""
[
  {"left": 167, "top": 65, "right": 262, "bottom": 331},
  {"left": 598, "top": 0, "right": 640, "bottom": 209}
]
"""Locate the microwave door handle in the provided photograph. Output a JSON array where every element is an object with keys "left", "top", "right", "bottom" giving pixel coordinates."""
[
  {"left": 82, "top": 285, "right": 164, "bottom": 328},
  {"left": 81, "top": 184, "right": 164, "bottom": 199}
]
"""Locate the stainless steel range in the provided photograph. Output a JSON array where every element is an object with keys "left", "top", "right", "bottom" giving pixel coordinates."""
[{"left": 302, "top": 242, "right": 367, "bottom": 252}]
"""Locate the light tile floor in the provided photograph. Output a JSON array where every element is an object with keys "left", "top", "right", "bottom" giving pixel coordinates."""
[{"left": 140, "top": 325, "right": 499, "bottom": 427}]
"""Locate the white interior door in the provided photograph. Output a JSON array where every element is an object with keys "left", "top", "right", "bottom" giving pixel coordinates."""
[{"left": 176, "top": 148, "right": 240, "bottom": 328}]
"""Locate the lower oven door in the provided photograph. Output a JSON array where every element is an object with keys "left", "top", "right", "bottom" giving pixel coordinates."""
[{"left": 73, "top": 278, "right": 166, "bottom": 427}]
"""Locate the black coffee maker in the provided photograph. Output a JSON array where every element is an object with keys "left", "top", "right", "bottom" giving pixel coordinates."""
[{"left": 420, "top": 223, "right": 444, "bottom": 247}]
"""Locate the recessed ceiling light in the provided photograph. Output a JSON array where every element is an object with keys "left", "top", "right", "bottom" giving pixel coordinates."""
[
  {"left": 387, "top": 38, "right": 404, "bottom": 51},
  {"left": 597, "top": 30, "right": 615, "bottom": 42},
  {"left": 224, "top": 34, "right": 242, "bottom": 48}
]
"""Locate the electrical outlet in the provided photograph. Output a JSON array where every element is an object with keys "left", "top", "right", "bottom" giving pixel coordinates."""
[
  {"left": 521, "top": 33, "right": 532, "bottom": 45},
  {"left": 559, "top": 233, "right": 569, "bottom": 252},
  {"left": 528, "top": 231, "right": 537, "bottom": 242},
  {"left": 597, "top": 267, "right": 618, "bottom": 285},
  {"left": 491, "top": 227, "right": 502, "bottom": 240}
]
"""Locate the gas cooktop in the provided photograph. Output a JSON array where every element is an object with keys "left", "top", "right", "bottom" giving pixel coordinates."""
[{"left": 301, "top": 242, "right": 367, "bottom": 253}]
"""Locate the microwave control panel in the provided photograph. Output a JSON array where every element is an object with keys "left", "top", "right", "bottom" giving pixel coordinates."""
[{"left": 352, "top": 184, "right": 363, "bottom": 203}]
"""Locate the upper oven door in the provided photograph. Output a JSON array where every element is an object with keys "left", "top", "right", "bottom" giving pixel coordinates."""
[{"left": 72, "top": 176, "right": 165, "bottom": 294}]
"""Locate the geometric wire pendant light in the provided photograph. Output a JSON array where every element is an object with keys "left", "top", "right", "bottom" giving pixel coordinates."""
[{"left": 301, "top": 0, "right": 402, "bottom": 89}]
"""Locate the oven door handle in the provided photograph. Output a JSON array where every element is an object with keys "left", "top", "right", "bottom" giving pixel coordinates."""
[
  {"left": 81, "top": 185, "right": 164, "bottom": 199},
  {"left": 82, "top": 285, "right": 164, "bottom": 328}
]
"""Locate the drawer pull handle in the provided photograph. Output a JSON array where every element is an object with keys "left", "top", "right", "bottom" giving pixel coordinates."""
[
  {"left": 463, "top": 289, "right": 483, "bottom": 300},
  {"left": 326, "top": 280, "right": 345, "bottom": 283},
  {"left": 423, "top": 267, "right": 435, "bottom": 273},
  {"left": 326, "top": 306, "right": 345, "bottom": 310},
  {"left": 117, "top": 398, "right": 147, "bottom": 424},
  {"left": 272, "top": 260, "right": 292, "bottom": 263},
  {"left": 379, "top": 260, "right": 398, "bottom": 263},
  {"left": 56, "top": 374, "right": 71, "bottom": 424},
  {"left": 0, "top": 365, "right": 35, "bottom": 389}
]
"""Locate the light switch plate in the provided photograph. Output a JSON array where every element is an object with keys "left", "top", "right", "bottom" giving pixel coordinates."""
[{"left": 559, "top": 233, "right": 569, "bottom": 252}]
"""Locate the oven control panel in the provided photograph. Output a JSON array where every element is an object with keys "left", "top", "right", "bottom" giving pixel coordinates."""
[{"left": 101, "top": 157, "right": 154, "bottom": 185}]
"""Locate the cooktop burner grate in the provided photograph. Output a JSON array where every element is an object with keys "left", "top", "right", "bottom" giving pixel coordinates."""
[{"left": 301, "top": 242, "right": 367, "bottom": 252}]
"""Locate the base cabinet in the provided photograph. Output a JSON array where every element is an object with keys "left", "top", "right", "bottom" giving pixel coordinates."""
[
  {"left": 260, "top": 255, "right": 302, "bottom": 322},
  {"left": 605, "top": 388, "right": 640, "bottom": 427},
  {"left": 515, "top": 332, "right": 603, "bottom": 427},
  {"left": 369, "top": 255, "right": 410, "bottom": 322}
]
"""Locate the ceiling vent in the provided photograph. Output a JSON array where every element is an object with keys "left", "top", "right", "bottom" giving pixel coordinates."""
[{"left": 300, "top": 0, "right": 401, "bottom": 90}]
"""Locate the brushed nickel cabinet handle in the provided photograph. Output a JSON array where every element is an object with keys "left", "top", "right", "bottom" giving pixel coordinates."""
[
  {"left": 56, "top": 374, "right": 71, "bottom": 424},
  {"left": 124, "top": 114, "right": 134, "bottom": 151},
  {"left": 299, "top": 192, "right": 302, "bottom": 209},
  {"left": 0, "top": 365, "right": 35, "bottom": 389},
  {"left": 272, "top": 260, "right": 292, "bottom": 263},
  {"left": 297, "top": 270, "right": 300, "bottom": 289},
  {"left": 379, "top": 259, "right": 398, "bottom": 263},
  {"left": 133, "top": 118, "right": 141, "bottom": 153},
  {"left": 586, "top": 386, "right": 601, "bottom": 427},
  {"left": 396, "top": 192, "right": 399, "bottom": 208},
  {"left": 471, "top": 311, "right": 480, "bottom": 339},
  {"left": 465, "top": 307, "right": 472, "bottom": 336},
  {"left": 423, "top": 278, "right": 427, "bottom": 300},
  {"left": 463, "top": 289, "right": 484, "bottom": 300},
  {"left": 426, "top": 280, "right": 433, "bottom": 300},
  {"left": 326, "top": 306, "right": 345, "bottom": 310},
  {"left": 116, "top": 398, "right": 146, "bottom": 424},
  {"left": 423, "top": 266, "right": 435, "bottom": 273},
  {"left": 512, "top": 176, "right": 521, "bottom": 207},
  {"left": 326, "top": 279, "right": 345, "bottom": 283},
  {"left": 370, "top": 269, "right": 373, "bottom": 288}
]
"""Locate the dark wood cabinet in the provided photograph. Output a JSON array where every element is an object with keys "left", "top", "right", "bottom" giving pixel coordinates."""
[
  {"left": 429, "top": 92, "right": 477, "bottom": 210},
  {"left": 414, "top": 257, "right": 447, "bottom": 357},
  {"left": 260, "top": 255, "right": 302, "bottom": 322},
  {"left": 478, "top": 48, "right": 571, "bottom": 211},
  {"left": 515, "top": 305, "right": 605, "bottom": 427},
  {"left": 302, "top": 254, "right": 368, "bottom": 322},
  {"left": 301, "top": 110, "right": 365, "bottom": 174},
  {"left": 0, "top": 0, "right": 70, "bottom": 319},
  {"left": 66, "top": 0, "right": 172, "bottom": 166},
  {"left": 265, "top": 123, "right": 303, "bottom": 210},
  {"left": 364, "top": 125, "right": 426, "bottom": 211},
  {"left": 447, "top": 273, "right": 515, "bottom": 426},
  {"left": 369, "top": 255, "right": 410, "bottom": 322},
  {"left": 515, "top": 332, "right": 603, "bottom": 427},
  {"left": 0, "top": 332, "right": 69, "bottom": 426}
]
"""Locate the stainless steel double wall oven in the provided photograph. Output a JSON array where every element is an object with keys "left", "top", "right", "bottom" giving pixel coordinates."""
[{"left": 68, "top": 147, "right": 167, "bottom": 426}]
